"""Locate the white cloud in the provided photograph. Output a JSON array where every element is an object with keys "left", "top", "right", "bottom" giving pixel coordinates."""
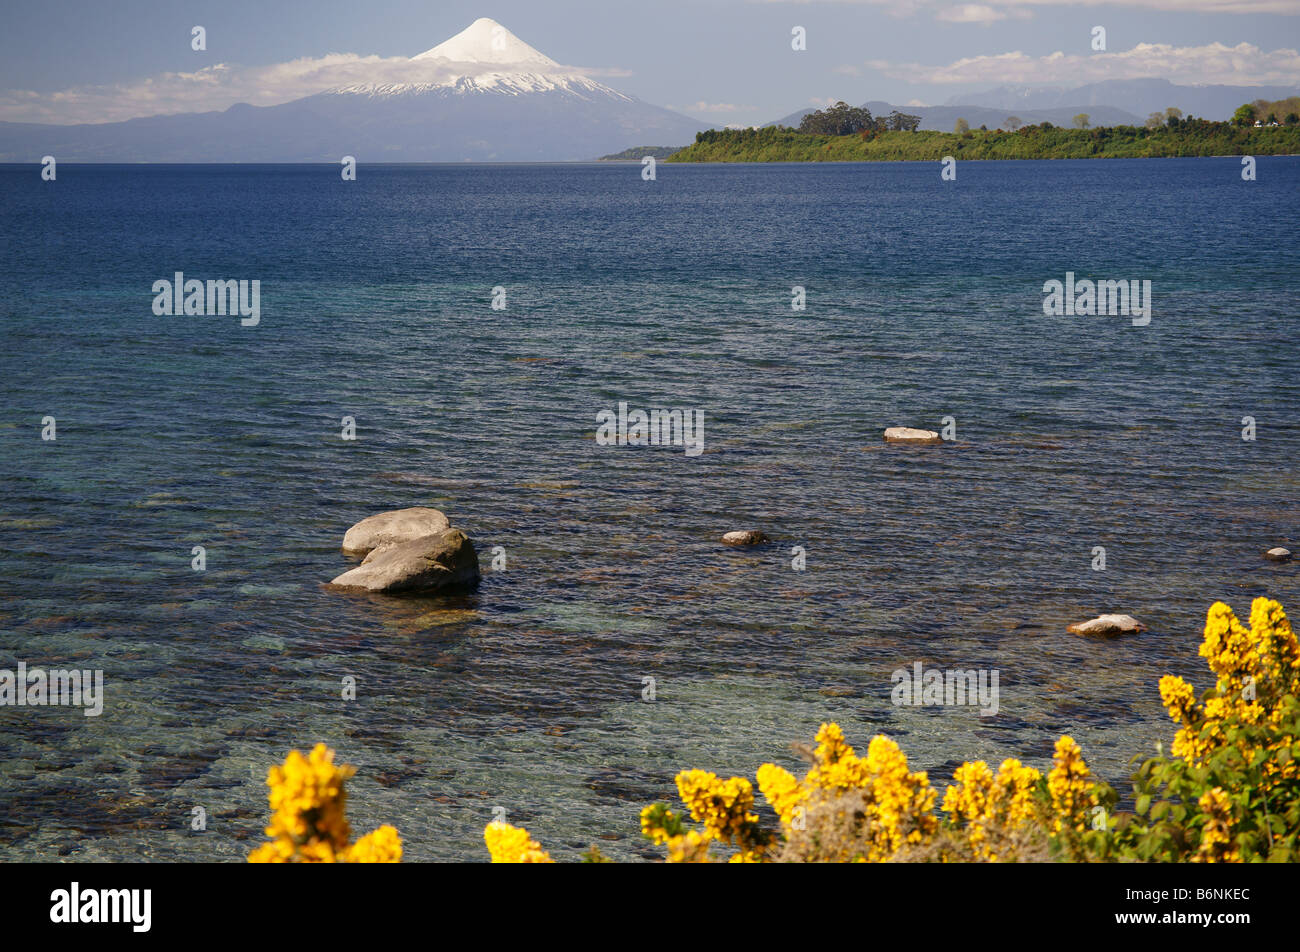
[
  {"left": 671, "top": 101, "right": 749, "bottom": 113},
  {"left": 0, "top": 53, "right": 625, "bottom": 124},
  {"left": 865, "top": 40, "right": 1300, "bottom": 84},
  {"left": 748, "top": 0, "right": 928, "bottom": 17},
  {"left": 752, "top": 0, "right": 1300, "bottom": 13},
  {"left": 987, "top": 0, "right": 1299, "bottom": 11},
  {"left": 934, "top": 4, "right": 1033, "bottom": 22}
]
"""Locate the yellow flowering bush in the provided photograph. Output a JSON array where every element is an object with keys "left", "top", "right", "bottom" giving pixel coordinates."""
[
  {"left": 760, "top": 726, "right": 941, "bottom": 862},
  {"left": 484, "top": 600, "right": 1300, "bottom": 862},
  {"left": 498, "top": 724, "right": 1094, "bottom": 864},
  {"left": 635, "top": 769, "right": 773, "bottom": 863},
  {"left": 1159, "top": 598, "right": 1298, "bottom": 788},
  {"left": 248, "top": 744, "right": 402, "bottom": 863},
  {"left": 1108, "top": 597, "right": 1300, "bottom": 862},
  {"left": 939, "top": 758, "right": 1044, "bottom": 861},
  {"left": 1046, "top": 736, "right": 1097, "bottom": 834}
]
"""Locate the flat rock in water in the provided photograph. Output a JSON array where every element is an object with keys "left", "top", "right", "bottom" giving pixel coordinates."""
[
  {"left": 1264, "top": 547, "right": 1293, "bottom": 562},
  {"left": 722, "top": 530, "right": 770, "bottom": 546},
  {"left": 1067, "top": 614, "right": 1147, "bottom": 637},
  {"left": 330, "top": 529, "right": 480, "bottom": 594},
  {"left": 883, "top": 427, "right": 943, "bottom": 445},
  {"left": 342, "top": 507, "right": 451, "bottom": 556}
]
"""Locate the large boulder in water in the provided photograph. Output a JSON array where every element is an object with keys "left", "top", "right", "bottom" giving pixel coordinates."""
[
  {"left": 330, "top": 529, "right": 480, "bottom": 594},
  {"left": 341, "top": 507, "right": 451, "bottom": 556}
]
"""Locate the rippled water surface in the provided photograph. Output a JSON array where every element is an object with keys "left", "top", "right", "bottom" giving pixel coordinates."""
[{"left": 1, "top": 159, "right": 1298, "bottom": 861}]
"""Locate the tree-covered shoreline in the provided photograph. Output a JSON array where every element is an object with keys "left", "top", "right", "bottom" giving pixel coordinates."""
[{"left": 669, "top": 118, "right": 1300, "bottom": 163}]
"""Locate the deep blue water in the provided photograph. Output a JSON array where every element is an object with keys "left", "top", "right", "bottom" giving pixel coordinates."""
[{"left": 1, "top": 159, "right": 1298, "bottom": 861}]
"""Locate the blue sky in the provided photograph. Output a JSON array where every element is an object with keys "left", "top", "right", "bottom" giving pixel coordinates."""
[{"left": 1, "top": 0, "right": 1298, "bottom": 125}]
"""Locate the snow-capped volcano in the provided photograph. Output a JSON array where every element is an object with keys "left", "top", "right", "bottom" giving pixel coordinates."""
[
  {"left": 0, "top": 17, "right": 710, "bottom": 161},
  {"left": 333, "top": 17, "right": 633, "bottom": 101},
  {"left": 413, "top": 17, "right": 559, "bottom": 68}
]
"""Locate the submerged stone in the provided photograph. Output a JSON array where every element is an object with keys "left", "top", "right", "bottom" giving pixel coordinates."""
[
  {"left": 883, "top": 427, "right": 943, "bottom": 445},
  {"left": 1067, "top": 614, "right": 1147, "bottom": 637}
]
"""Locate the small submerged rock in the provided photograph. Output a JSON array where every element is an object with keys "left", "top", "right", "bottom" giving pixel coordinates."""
[
  {"left": 1264, "top": 547, "right": 1293, "bottom": 563},
  {"left": 883, "top": 426, "right": 943, "bottom": 445},
  {"left": 722, "top": 530, "right": 770, "bottom": 547},
  {"left": 330, "top": 528, "right": 480, "bottom": 595},
  {"left": 1067, "top": 614, "right": 1147, "bottom": 637},
  {"left": 341, "top": 507, "right": 451, "bottom": 556}
]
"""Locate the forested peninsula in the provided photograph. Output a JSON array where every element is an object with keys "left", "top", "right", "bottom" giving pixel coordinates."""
[{"left": 668, "top": 101, "right": 1300, "bottom": 162}]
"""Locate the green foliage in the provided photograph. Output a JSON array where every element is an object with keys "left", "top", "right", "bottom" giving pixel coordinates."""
[
  {"left": 598, "top": 145, "right": 682, "bottom": 160},
  {"left": 1233, "top": 104, "right": 1258, "bottom": 127},
  {"left": 640, "top": 802, "right": 687, "bottom": 840},
  {"left": 669, "top": 117, "right": 1300, "bottom": 163},
  {"left": 1251, "top": 96, "right": 1300, "bottom": 126},
  {"left": 1086, "top": 696, "right": 1300, "bottom": 863},
  {"left": 798, "top": 101, "right": 875, "bottom": 135},
  {"left": 793, "top": 101, "right": 919, "bottom": 136}
]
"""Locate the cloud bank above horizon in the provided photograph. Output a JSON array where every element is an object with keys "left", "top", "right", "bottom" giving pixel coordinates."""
[
  {"left": 0, "top": 52, "right": 633, "bottom": 126},
  {"left": 859, "top": 40, "right": 1300, "bottom": 85}
]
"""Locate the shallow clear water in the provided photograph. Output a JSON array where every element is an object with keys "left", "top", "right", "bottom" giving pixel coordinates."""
[{"left": 1, "top": 159, "right": 1297, "bottom": 861}]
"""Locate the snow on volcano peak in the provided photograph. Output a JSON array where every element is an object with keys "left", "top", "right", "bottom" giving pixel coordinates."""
[
  {"left": 332, "top": 17, "right": 628, "bottom": 99},
  {"left": 412, "top": 17, "right": 558, "bottom": 67}
]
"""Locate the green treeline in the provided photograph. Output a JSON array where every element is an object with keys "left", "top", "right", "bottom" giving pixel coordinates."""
[
  {"left": 598, "top": 145, "right": 683, "bottom": 160},
  {"left": 668, "top": 118, "right": 1300, "bottom": 163}
]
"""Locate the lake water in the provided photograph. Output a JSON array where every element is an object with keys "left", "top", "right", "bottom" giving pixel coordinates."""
[{"left": 1, "top": 158, "right": 1298, "bottom": 861}]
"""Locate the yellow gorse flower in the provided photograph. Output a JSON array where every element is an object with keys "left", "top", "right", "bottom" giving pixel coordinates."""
[
  {"left": 675, "top": 770, "right": 760, "bottom": 844},
  {"left": 666, "top": 829, "right": 715, "bottom": 864},
  {"left": 484, "top": 821, "right": 553, "bottom": 863},
  {"left": 247, "top": 744, "right": 402, "bottom": 863},
  {"left": 1194, "top": 787, "right": 1239, "bottom": 864},
  {"left": 755, "top": 762, "right": 806, "bottom": 827},
  {"left": 941, "top": 758, "right": 1043, "bottom": 860},
  {"left": 1162, "top": 598, "right": 1300, "bottom": 791},
  {"left": 759, "top": 725, "right": 938, "bottom": 862},
  {"left": 1046, "top": 735, "right": 1096, "bottom": 834},
  {"left": 346, "top": 825, "right": 404, "bottom": 863}
]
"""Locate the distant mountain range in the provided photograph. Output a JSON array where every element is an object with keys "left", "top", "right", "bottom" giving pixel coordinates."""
[
  {"left": 0, "top": 18, "right": 708, "bottom": 162},
  {"left": 767, "top": 79, "right": 1300, "bottom": 133},
  {"left": 769, "top": 101, "right": 1143, "bottom": 132},
  {"left": 947, "top": 79, "right": 1300, "bottom": 120}
]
